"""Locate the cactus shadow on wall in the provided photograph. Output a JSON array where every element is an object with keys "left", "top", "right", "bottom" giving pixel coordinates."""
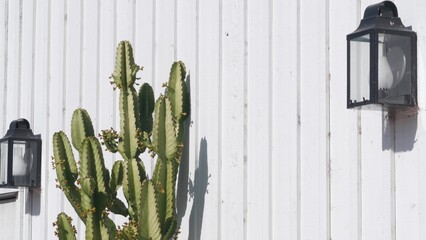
[{"left": 188, "top": 138, "right": 209, "bottom": 240}]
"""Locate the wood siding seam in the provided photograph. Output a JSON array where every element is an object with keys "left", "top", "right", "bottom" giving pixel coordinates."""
[
  {"left": 31, "top": 0, "right": 36, "bottom": 125},
  {"left": 2, "top": 0, "right": 9, "bottom": 134},
  {"left": 296, "top": 0, "right": 301, "bottom": 238},
  {"left": 268, "top": 0, "right": 273, "bottom": 238},
  {"left": 356, "top": 2, "right": 362, "bottom": 240},
  {"left": 218, "top": 0, "right": 224, "bottom": 238},
  {"left": 17, "top": 0, "right": 22, "bottom": 118},
  {"left": 243, "top": 0, "right": 247, "bottom": 238},
  {"left": 45, "top": 0, "right": 52, "bottom": 237},
  {"left": 95, "top": 0, "right": 101, "bottom": 132},
  {"left": 325, "top": 0, "right": 331, "bottom": 238}
]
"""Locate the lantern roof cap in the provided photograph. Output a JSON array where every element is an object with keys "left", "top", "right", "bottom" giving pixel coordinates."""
[
  {"left": 9, "top": 118, "right": 30, "bottom": 130},
  {"left": 349, "top": 1, "right": 414, "bottom": 35},
  {"left": 1, "top": 118, "right": 40, "bottom": 140},
  {"left": 363, "top": 1, "right": 398, "bottom": 19}
]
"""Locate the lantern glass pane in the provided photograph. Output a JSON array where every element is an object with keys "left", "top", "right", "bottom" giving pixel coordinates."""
[
  {"left": 350, "top": 34, "right": 370, "bottom": 104},
  {"left": 0, "top": 142, "right": 7, "bottom": 185},
  {"left": 11, "top": 140, "right": 37, "bottom": 186},
  {"left": 378, "top": 33, "right": 412, "bottom": 105}
]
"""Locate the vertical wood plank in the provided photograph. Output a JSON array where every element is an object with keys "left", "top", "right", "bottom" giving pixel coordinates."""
[
  {"left": 98, "top": 0, "right": 115, "bottom": 177},
  {"left": 98, "top": 0, "right": 125, "bottom": 227},
  {"left": 49, "top": 0, "right": 65, "bottom": 148},
  {"left": 359, "top": 1, "right": 393, "bottom": 239},
  {"left": 361, "top": 111, "right": 393, "bottom": 240},
  {"left": 46, "top": 1, "right": 69, "bottom": 239},
  {"left": 183, "top": 0, "right": 220, "bottom": 238},
  {"left": 246, "top": 0, "right": 271, "bottom": 238},
  {"left": 271, "top": 0, "right": 299, "bottom": 238},
  {"left": 32, "top": 0, "right": 50, "bottom": 238},
  {"left": 5, "top": 0, "right": 20, "bottom": 122},
  {"left": 81, "top": 0, "right": 99, "bottom": 126},
  {"left": 154, "top": 0, "right": 175, "bottom": 96},
  {"left": 47, "top": 0, "right": 66, "bottom": 230},
  {"left": 115, "top": 1, "right": 135, "bottom": 185},
  {"left": 0, "top": 194, "right": 21, "bottom": 240},
  {"left": 64, "top": 0, "right": 82, "bottom": 122},
  {"left": 221, "top": 0, "right": 245, "bottom": 238},
  {"left": 0, "top": 0, "right": 6, "bottom": 133},
  {"left": 329, "top": 0, "right": 359, "bottom": 239},
  {"left": 395, "top": 113, "right": 420, "bottom": 240},
  {"left": 62, "top": 0, "right": 85, "bottom": 236},
  {"left": 134, "top": 0, "right": 155, "bottom": 176},
  {"left": 20, "top": 0, "right": 35, "bottom": 121},
  {"left": 134, "top": 0, "right": 154, "bottom": 89},
  {"left": 116, "top": 0, "right": 134, "bottom": 43},
  {"left": 299, "top": 0, "right": 328, "bottom": 239},
  {"left": 175, "top": 0, "right": 197, "bottom": 238},
  {"left": 394, "top": 1, "right": 426, "bottom": 240}
]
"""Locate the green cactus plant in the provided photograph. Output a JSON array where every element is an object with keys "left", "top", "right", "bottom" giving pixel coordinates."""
[{"left": 52, "top": 40, "right": 190, "bottom": 240}]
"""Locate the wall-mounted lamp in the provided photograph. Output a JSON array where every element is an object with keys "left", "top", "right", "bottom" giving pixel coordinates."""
[
  {"left": 347, "top": 1, "right": 417, "bottom": 109},
  {"left": 0, "top": 119, "right": 41, "bottom": 188}
]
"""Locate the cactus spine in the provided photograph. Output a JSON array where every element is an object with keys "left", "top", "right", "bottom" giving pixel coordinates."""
[{"left": 53, "top": 40, "right": 190, "bottom": 240}]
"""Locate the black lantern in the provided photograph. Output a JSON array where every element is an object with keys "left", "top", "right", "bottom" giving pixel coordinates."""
[
  {"left": 0, "top": 119, "right": 41, "bottom": 188},
  {"left": 347, "top": 1, "right": 417, "bottom": 109}
]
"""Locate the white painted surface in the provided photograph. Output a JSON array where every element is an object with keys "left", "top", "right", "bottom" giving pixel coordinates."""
[
  {"left": 0, "top": 0, "right": 426, "bottom": 239},
  {"left": 0, "top": 190, "right": 20, "bottom": 240}
]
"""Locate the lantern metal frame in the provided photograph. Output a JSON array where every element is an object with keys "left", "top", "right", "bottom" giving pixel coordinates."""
[
  {"left": 0, "top": 119, "right": 42, "bottom": 188},
  {"left": 347, "top": 1, "right": 417, "bottom": 109}
]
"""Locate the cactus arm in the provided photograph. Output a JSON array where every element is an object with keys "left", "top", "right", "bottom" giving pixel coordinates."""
[
  {"left": 109, "top": 161, "right": 129, "bottom": 215},
  {"left": 122, "top": 158, "right": 146, "bottom": 220},
  {"left": 118, "top": 90, "right": 141, "bottom": 160},
  {"left": 52, "top": 132, "right": 83, "bottom": 220},
  {"left": 166, "top": 61, "right": 189, "bottom": 123},
  {"left": 111, "top": 41, "right": 140, "bottom": 90},
  {"left": 138, "top": 181, "right": 162, "bottom": 240},
  {"left": 55, "top": 213, "right": 77, "bottom": 240},
  {"left": 53, "top": 131, "right": 78, "bottom": 178},
  {"left": 80, "top": 137, "right": 110, "bottom": 210},
  {"left": 108, "top": 160, "right": 128, "bottom": 217},
  {"left": 110, "top": 160, "right": 124, "bottom": 192},
  {"left": 80, "top": 177, "right": 115, "bottom": 240},
  {"left": 152, "top": 97, "right": 178, "bottom": 161},
  {"left": 139, "top": 83, "right": 155, "bottom": 133},
  {"left": 112, "top": 41, "right": 142, "bottom": 160},
  {"left": 71, "top": 109, "right": 95, "bottom": 153},
  {"left": 85, "top": 213, "right": 101, "bottom": 240},
  {"left": 152, "top": 158, "right": 178, "bottom": 235},
  {"left": 79, "top": 177, "right": 100, "bottom": 240}
]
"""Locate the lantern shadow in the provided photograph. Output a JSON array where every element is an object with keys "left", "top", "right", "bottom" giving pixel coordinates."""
[
  {"left": 382, "top": 110, "right": 418, "bottom": 152},
  {"left": 27, "top": 188, "right": 41, "bottom": 215}
]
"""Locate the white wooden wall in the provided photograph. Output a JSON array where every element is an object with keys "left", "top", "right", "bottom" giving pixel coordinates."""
[{"left": 0, "top": 0, "right": 426, "bottom": 239}]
